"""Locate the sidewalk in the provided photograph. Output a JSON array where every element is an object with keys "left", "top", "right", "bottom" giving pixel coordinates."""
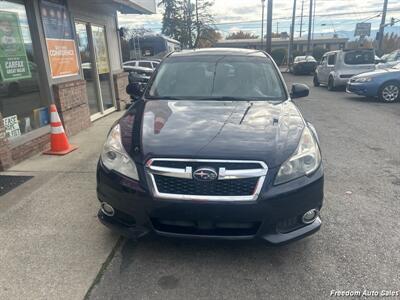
[{"left": 0, "top": 111, "right": 124, "bottom": 300}]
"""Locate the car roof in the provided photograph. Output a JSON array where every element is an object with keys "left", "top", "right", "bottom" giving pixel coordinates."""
[
  {"left": 123, "top": 60, "right": 159, "bottom": 64},
  {"left": 168, "top": 48, "right": 268, "bottom": 58},
  {"left": 124, "top": 66, "right": 153, "bottom": 71}
]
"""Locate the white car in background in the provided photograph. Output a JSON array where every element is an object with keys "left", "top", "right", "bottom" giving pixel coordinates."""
[
  {"left": 375, "top": 49, "right": 400, "bottom": 69},
  {"left": 123, "top": 60, "right": 160, "bottom": 71}
]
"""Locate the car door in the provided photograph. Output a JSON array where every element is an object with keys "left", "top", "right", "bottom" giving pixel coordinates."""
[
  {"left": 325, "top": 53, "right": 337, "bottom": 80},
  {"left": 317, "top": 55, "right": 328, "bottom": 83}
]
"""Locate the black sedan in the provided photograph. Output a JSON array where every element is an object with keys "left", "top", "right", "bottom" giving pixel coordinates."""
[
  {"left": 290, "top": 56, "right": 318, "bottom": 75},
  {"left": 97, "top": 48, "right": 324, "bottom": 245}
]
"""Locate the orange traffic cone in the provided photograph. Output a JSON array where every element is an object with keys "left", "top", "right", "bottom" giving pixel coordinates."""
[{"left": 44, "top": 105, "right": 78, "bottom": 156}]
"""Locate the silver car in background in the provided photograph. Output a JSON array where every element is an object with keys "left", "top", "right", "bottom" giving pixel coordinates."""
[
  {"left": 375, "top": 49, "right": 400, "bottom": 69},
  {"left": 314, "top": 49, "right": 375, "bottom": 91}
]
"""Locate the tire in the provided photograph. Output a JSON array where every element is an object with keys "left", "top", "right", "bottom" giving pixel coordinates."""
[
  {"left": 379, "top": 82, "right": 400, "bottom": 103},
  {"left": 327, "top": 77, "right": 335, "bottom": 91},
  {"left": 313, "top": 74, "right": 320, "bottom": 87}
]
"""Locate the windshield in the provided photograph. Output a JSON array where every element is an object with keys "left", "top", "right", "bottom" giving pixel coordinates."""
[
  {"left": 344, "top": 50, "right": 374, "bottom": 65},
  {"left": 147, "top": 55, "right": 286, "bottom": 101}
]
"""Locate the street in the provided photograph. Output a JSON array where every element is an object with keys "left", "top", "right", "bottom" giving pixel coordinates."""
[{"left": 86, "top": 73, "right": 400, "bottom": 300}]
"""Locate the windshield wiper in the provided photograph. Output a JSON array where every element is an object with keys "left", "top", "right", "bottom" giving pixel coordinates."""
[
  {"left": 206, "top": 96, "right": 249, "bottom": 101},
  {"left": 146, "top": 96, "right": 186, "bottom": 100}
]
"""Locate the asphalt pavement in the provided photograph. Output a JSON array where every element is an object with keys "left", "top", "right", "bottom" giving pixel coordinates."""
[{"left": 87, "top": 73, "right": 400, "bottom": 300}]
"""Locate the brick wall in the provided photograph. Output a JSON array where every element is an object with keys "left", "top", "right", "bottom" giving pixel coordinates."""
[
  {"left": 10, "top": 133, "right": 50, "bottom": 165},
  {"left": 0, "top": 113, "right": 13, "bottom": 170},
  {"left": 0, "top": 113, "right": 50, "bottom": 171},
  {"left": 53, "top": 80, "right": 91, "bottom": 136},
  {"left": 114, "top": 72, "right": 130, "bottom": 111}
]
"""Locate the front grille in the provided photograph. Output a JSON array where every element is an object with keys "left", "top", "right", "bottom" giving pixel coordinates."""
[
  {"left": 340, "top": 74, "right": 354, "bottom": 79},
  {"left": 151, "top": 160, "right": 261, "bottom": 170},
  {"left": 146, "top": 159, "right": 268, "bottom": 201},
  {"left": 154, "top": 175, "right": 258, "bottom": 196},
  {"left": 152, "top": 218, "right": 260, "bottom": 236}
]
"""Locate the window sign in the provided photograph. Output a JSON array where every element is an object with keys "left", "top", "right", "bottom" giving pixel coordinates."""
[
  {"left": 0, "top": 11, "right": 31, "bottom": 82},
  {"left": 3, "top": 115, "right": 21, "bottom": 138},
  {"left": 40, "top": 0, "right": 79, "bottom": 78},
  {"left": 92, "top": 29, "right": 110, "bottom": 74}
]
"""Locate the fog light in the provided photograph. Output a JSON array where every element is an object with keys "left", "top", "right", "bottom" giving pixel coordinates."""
[
  {"left": 101, "top": 202, "right": 115, "bottom": 217},
  {"left": 302, "top": 209, "right": 318, "bottom": 224}
]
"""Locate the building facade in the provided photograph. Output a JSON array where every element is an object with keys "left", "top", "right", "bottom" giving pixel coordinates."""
[{"left": 0, "top": 0, "right": 155, "bottom": 170}]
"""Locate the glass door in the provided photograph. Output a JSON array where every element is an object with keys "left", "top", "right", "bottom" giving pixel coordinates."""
[
  {"left": 75, "top": 22, "right": 100, "bottom": 115},
  {"left": 74, "top": 22, "right": 115, "bottom": 118},
  {"left": 91, "top": 25, "right": 114, "bottom": 112}
]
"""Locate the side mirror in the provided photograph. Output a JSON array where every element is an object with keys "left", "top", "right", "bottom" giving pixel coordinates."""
[
  {"left": 291, "top": 83, "right": 309, "bottom": 99},
  {"left": 126, "top": 82, "right": 145, "bottom": 97}
]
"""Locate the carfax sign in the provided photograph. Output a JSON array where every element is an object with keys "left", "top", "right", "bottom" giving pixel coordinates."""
[{"left": 0, "top": 11, "right": 31, "bottom": 82}]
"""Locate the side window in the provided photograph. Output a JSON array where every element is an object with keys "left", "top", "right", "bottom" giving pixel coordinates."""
[
  {"left": 139, "top": 62, "right": 152, "bottom": 68},
  {"left": 328, "top": 54, "right": 336, "bottom": 66},
  {"left": 321, "top": 56, "right": 327, "bottom": 65}
]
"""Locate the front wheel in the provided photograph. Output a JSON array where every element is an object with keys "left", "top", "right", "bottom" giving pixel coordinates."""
[
  {"left": 379, "top": 82, "right": 400, "bottom": 103},
  {"left": 327, "top": 77, "right": 335, "bottom": 91},
  {"left": 313, "top": 74, "right": 320, "bottom": 87}
]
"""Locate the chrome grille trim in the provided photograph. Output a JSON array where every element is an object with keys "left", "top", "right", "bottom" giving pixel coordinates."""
[{"left": 145, "top": 158, "right": 268, "bottom": 202}]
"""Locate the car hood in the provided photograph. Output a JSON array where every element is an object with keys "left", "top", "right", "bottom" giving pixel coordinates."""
[
  {"left": 353, "top": 67, "right": 400, "bottom": 79},
  {"left": 139, "top": 100, "right": 305, "bottom": 168}
]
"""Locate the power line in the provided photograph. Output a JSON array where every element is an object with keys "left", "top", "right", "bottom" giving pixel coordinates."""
[{"left": 212, "top": 9, "right": 400, "bottom": 26}]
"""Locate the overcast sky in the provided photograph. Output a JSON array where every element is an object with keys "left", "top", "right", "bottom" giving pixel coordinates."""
[{"left": 118, "top": 0, "right": 400, "bottom": 38}]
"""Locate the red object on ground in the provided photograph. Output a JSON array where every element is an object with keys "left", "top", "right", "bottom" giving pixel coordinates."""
[{"left": 43, "top": 105, "right": 78, "bottom": 156}]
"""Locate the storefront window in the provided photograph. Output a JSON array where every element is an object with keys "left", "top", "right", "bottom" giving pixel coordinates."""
[{"left": 0, "top": 1, "right": 48, "bottom": 139}]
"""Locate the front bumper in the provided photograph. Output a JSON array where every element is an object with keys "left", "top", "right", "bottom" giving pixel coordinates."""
[
  {"left": 96, "top": 162, "right": 324, "bottom": 245},
  {"left": 346, "top": 82, "right": 378, "bottom": 97}
]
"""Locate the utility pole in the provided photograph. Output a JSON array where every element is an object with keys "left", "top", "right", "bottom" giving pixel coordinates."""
[
  {"left": 299, "top": 0, "right": 304, "bottom": 37},
  {"left": 266, "top": 0, "right": 273, "bottom": 53},
  {"left": 288, "top": 0, "right": 297, "bottom": 66},
  {"left": 312, "top": 0, "right": 316, "bottom": 41},
  {"left": 276, "top": 22, "right": 279, "bottom": 35},
  {"left": 261, "top": 0, "right": 265, "bottom": 49},
  {"left": 188, "top": 0, "right": 193, "bottom": 48},
  {"left": 306, "top": 0, "right": 313, "bottom": 54},
  {"left": 378, "top": 0, "right": 388, "bottom": 52}
]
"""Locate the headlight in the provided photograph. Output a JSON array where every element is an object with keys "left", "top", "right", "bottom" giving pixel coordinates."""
[
  {"left": 274, "top": 127, "right": 321, "bottom": 185},
  {"left": 101, "top": 124, "right": 139, "bottom": 181},
  {"left": 354, "top": 77, "right": 373, "bottom": 83}
]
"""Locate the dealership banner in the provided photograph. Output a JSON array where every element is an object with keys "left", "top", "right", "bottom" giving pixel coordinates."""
[
  {"left": 0, "top": 11, "right": 31, "bottom": 82},
  {"left": 40, "top": 0, "right": 79, "bottom": 78}
]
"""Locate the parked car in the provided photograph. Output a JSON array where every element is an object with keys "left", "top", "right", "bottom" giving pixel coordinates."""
[
  {"left": 123, "top": 60, "right": 160, "bottom": 71},
  {"left": 375, "top": 49, "right": 400, "bottom": 69},
  {"left": 126, "top": 66, "right": 153, "bottom": 84},
  {"left": 314, "top": 49, "right": 376, "bottom": 91},
  {"left": 125, "top": 66, "right": 153, "bottom": 105},
  {"left": 97, "top": 48, "right": 324, "bottom": 245},
  {"left": 290, "top": 56, "right": 317, "bottom": 75},
  {"left": 346, "top": 63, "right": 400, "bottom": 103}
]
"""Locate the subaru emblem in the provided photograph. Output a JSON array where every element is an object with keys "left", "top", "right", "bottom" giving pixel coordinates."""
[{"left": 193, "top": 168, "right": 218, "bottom": 181}]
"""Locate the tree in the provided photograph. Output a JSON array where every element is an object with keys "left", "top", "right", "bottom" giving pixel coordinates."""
[
  {"left": 193, "top": 0, "right": 215, "bottom": 47},
  {"left": 226, "top": 30, "right": 259, "bottom": 40},
  {"left": 196, "top": 28, "right": 222, "bottom": 48},
  {"left": 312, "top": 47, "right": 326, "bottom": 61},
  {"left": 158, "top": 0, "right": 215, "bottom": 49},
  {"left": 271, "top": 48, "right": 287, "bottom": 66},
  {"left": 158, "top": 0, "right": 182, "bottom": 42}
]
